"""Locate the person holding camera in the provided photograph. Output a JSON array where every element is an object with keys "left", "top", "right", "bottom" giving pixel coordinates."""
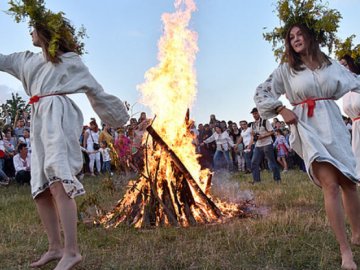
[
  {"left": 83, "top": 120, "right": 101, "bottom": 176},
  {"left": 250, "top": 107, "right": 281, "bottom": 183}
]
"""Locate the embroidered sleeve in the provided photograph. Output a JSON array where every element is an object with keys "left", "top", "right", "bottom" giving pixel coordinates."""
[{"left": 254, "top": 65, "right": 286, "bottom": 119}]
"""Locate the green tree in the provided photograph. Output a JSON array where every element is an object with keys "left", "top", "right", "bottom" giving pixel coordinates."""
[{"left": 4, "top": 92, "right": 30, "bottom": 124}]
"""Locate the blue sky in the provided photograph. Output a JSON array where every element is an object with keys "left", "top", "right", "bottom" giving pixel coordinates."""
[{"left": 0, "top": 0, "right": 359, "bottom": 125}]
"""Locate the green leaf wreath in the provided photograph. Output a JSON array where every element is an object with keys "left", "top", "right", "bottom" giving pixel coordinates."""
[
  {"left": 334, "top": 35, "right": 360, "bottom": 66},
  {"left": 7, "top": 0, "right": 87, "bottom": 58},
  {"left": 263, "top": 0, "right": 342, "bottom": 61}
]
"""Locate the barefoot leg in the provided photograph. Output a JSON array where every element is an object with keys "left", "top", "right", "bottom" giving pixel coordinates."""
[
  {"left": 50, "top": 182, "right": 82, "bottom": 270},
  {"left": 31, "top": 189, "right": 63, "bottom": 267}
]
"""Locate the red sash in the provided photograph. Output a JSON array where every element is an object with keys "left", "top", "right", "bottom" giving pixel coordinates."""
[
  {"left": 29, "top": 93, "right": 65, "bottom": 104},
  {"left": 353, "top": 116, "right": 360, "bottom": 122},
  {"left": 291, "top": 97, "right": 335, "bottom": 117}
]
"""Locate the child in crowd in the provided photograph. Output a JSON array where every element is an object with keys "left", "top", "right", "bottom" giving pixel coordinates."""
[
  {"left": 236, "top": 142, "right": 245, "bottom": 172},
  {"left": 99, "top": 141, "right": 112, "bottom": 175},
  {"left": 273, "top": 129, "right": 290, "bottom": 172}
]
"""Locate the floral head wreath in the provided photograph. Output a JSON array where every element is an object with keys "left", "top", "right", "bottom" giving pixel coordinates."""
[
  {"left": 263, "top": 0, "right": 341, "bottom": 61},
  {"left": 335, "top": 35, "right": 360, "bottom": 67},
  {"left": 7, "top": 0, "right": 86, "bottom": 58}
]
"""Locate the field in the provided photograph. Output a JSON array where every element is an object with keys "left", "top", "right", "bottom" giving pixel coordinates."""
[{"left": 1, "top": 170, "right": 359, "bottom": 270}]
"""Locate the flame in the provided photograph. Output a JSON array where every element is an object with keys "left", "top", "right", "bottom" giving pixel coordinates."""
[{"left": 99, "top": 0, "right": 252, "bottom": 228}]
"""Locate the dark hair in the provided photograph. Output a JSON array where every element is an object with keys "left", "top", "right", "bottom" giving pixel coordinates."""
[
  {"left": 35, "top": 20, "right": 78, "bottom": 64},
  {"left": 89, "top": 120, "right": 99, "bottom": 132},
  {"left": 101, "top": 140, "right": 108, "bottom": 147},
  {"left": 340, "top": 54, "right": 360, "bottom": 75},
  {"left": 275, "top": 129, "right": 284, "bottom": 136},
  {"left": 285, "top": 23, "right": 331, "bottom": 71},
  {"left": 17, "top": 143, "right": 27, "bottom": 153}
]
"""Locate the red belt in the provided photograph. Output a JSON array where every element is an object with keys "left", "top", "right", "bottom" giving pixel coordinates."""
[
  {"left": 353, "top": 116, "right": 360, "bottom": 122},
  {"left": 29, "top": 93, "right": 64, "bottom": 104},
  {"left": 291, "top": 97, "right": 335, "bottom": 117}
]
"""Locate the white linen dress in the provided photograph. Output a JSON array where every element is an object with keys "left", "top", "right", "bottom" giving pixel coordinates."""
[
  {"left": 254, "top": 59, "right": 360, "bottom": 186},
  {"left": 0, "top": 51, "right": 129, "bottom": 198},
  {"left": 343, "top": 85, "right": 360, "bottom": 174}
]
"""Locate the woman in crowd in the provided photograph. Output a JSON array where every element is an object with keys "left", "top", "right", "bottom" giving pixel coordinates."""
[
  {"left": 255, "top": 23, "right": 360, "bottom": 269},
  {"left": 83, "top": 120, "right": 101, "bottom": 176},
  {"left": 341, "top": 54, "right": 360, "bottom": 176},
  {"left": 202, "top": 125, "right": 234, "bottom": 171}
]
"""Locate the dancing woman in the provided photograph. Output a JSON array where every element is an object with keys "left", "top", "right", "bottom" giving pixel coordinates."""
[
  {"left": 255, "top": 21, "right": 360, "bottom": 270},
  {"left": 1, "top": 1, "right": 129, "bottom": 269},
  {"left": 341, "top": 54, "right": 360, "bottom": 176}
]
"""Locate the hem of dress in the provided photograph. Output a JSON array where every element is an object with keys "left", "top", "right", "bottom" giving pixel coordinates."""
[
  {"left": 32, "top": 176, "right": 86, "bottom": 199},
  {"left": 307, "top": 156, "right": 360, "bottom": 188}
]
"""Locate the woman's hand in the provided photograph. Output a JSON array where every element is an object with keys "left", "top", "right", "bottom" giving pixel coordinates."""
[{"left": 279, "top": 108, "right": 298, "bottom": 125}]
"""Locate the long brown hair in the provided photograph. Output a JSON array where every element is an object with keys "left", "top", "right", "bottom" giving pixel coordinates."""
[
  {"left": 35, "top": 20, "right": 77, "bottom": 64},
  {"left": 284, "top": 23, "right": 330, "bottom": 72}
]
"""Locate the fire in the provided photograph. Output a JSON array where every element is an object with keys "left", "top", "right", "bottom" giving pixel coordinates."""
[
  {"left": 138, "top": 0, "right": 206, "bottom": 185},
  {"left": 99, "top": 0, "right": 252, "bottom": 228}
]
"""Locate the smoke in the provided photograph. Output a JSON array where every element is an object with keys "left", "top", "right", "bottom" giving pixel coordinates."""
[{"left": 211, "top": 170, "right": 254, "bottom": 203}]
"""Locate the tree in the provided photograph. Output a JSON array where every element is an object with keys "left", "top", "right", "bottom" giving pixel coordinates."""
[{"left": 3, "top": 92, "right": 30, "bottom": 124}]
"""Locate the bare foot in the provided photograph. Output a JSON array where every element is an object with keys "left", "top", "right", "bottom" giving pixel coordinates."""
[
  {"left": 30, "top": 250, "right": 63, "bottom": 268},
  {"left": 341, "top": 250, "right": 357, "bottom": 270},
  {"left": 54, "top": 253, "right": 82, "bottom": 270}
]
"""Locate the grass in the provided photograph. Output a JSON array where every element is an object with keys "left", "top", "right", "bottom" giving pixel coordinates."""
[{"left": 0, "top": 170, "right": 359, "bottom": 270}]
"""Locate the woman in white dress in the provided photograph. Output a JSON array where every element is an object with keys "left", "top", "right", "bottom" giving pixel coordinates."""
[
  {"left": 83, "top": 120, "right": 101, "bottom": 176},
  {"left": 255, "top": 23, "right": 360, "bottom": 270},
  {"left": 341, "top": 55, "right": 360, "bottom": 176},
  {"left": 0, "top": 16, "right": 129, "bottom": 270}
]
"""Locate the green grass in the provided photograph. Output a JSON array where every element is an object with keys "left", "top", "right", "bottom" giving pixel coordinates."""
[{"left": 1, "top": 170, "right": 359, "bottom": 270}]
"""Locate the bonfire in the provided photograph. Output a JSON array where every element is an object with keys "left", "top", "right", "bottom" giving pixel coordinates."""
[{"left": 99, "top": 0, "right": 253, "bottom": 228}]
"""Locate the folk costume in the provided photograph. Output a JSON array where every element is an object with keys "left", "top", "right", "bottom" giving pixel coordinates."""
[
  {"left": 255, "top": 60, "right": 360, "bottom": 186},
  {"left": 0, "top": 51, "right": 129, "bottom": 198},
  {"left": 343, "top": 83, "right": 360, "bottom": 174}
]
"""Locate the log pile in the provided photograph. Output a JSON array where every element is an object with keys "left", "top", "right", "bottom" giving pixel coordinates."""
[{"left": 99, "top": 125, "right": 252, "bottom": 228}]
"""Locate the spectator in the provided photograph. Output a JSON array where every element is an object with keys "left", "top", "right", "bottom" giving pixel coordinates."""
[
  {"left": 99, "top": 141, "right": 112, "bottom": 175},
  {"left": 237, "top": 120, "right": 253, "bottom": 173},
  {"left": 0, "top": 132, "right": 11, "bottom": 185},
  {"left": 14, "top": 118, "right": 25, "bottom": 139},
  {"left": 250, "top": 107, "right": 281, "bottom": 183},
  {"left": 83, "top": 120, "right": 101, "bottom": 176},
  {"left": 273, "top": 129, "right": 291, "bottom": 172},
  {"left": 202, "top": 125, "right": 234, "bottom": 171},
  {"left": 13, "top": 143, "right": 31, "bottom": 185},
  {"left": 18, "top": 128, "right": 31, "bottom": 153}
]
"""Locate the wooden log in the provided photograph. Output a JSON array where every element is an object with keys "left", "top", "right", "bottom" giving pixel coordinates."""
[
  {"left": 205, "top": 173, "right": 212, "bottom": 196},
  {"left": 146, "top": 125, "right": 221, "bottom": 218}
]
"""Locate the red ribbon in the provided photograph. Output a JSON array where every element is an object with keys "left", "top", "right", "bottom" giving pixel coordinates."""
[
  {"left": 353, "top": 116, "right": 360, "bottom": 122},
  {"left": 292, "top": 97, "right": 335, "bottom": 117},
  {"left": 28, "top": 93, "right": 63, "bottom": 104}
]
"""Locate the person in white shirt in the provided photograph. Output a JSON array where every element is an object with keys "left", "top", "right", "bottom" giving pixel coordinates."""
[
  {"left": 99, "top": 141, "right": 112, "bottom": 175},
  {"left": 13, "top": 143, "right": 31, "bottom": 185},
  {"left": 202, "top": 125, "right": 234, "bottom": 171},
  {"left": 236, "top": 120, "right": 253, "bottom": 173}
]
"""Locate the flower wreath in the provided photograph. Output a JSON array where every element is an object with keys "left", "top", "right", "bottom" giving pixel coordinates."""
[
  {"left": 335, "top": 35, "right": 360, "bottom": 67},
  {"left": 263, "top": 0, "right": 341, "bottom": 61},
  {"left": 7, "top": 0, "right": 86, "bottom": 58}
]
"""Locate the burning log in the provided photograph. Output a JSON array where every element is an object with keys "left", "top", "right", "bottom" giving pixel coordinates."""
[{"left": 146, "top": 125, "right": 221, "bottom": 218}]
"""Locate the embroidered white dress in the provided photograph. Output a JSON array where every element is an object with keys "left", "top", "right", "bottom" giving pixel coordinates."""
[
  {"left": 254, "top": 59, "right": 360, "bottom": 186},
  {"left": 343, "top": 82, "right": 360, "bottom": 175},
  {"left": 0, "top": 51, "right": 129, "bottom": 198}
]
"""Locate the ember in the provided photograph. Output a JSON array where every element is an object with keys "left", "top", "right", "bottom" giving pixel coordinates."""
[{"left": 99, "top": 0, "right": 253, "bottom": 228}]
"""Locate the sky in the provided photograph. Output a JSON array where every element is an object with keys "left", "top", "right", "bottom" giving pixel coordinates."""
[{"left": 0, "top": 0, "right": 359, "bottom": 126}]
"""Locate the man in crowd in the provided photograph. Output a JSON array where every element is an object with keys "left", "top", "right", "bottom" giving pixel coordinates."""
[
  {"left": 13, "top": 143, "right": 31, "bottom": 185},
  {"left": 250, "top": 107, "right": 281, "bottom": 183}
]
